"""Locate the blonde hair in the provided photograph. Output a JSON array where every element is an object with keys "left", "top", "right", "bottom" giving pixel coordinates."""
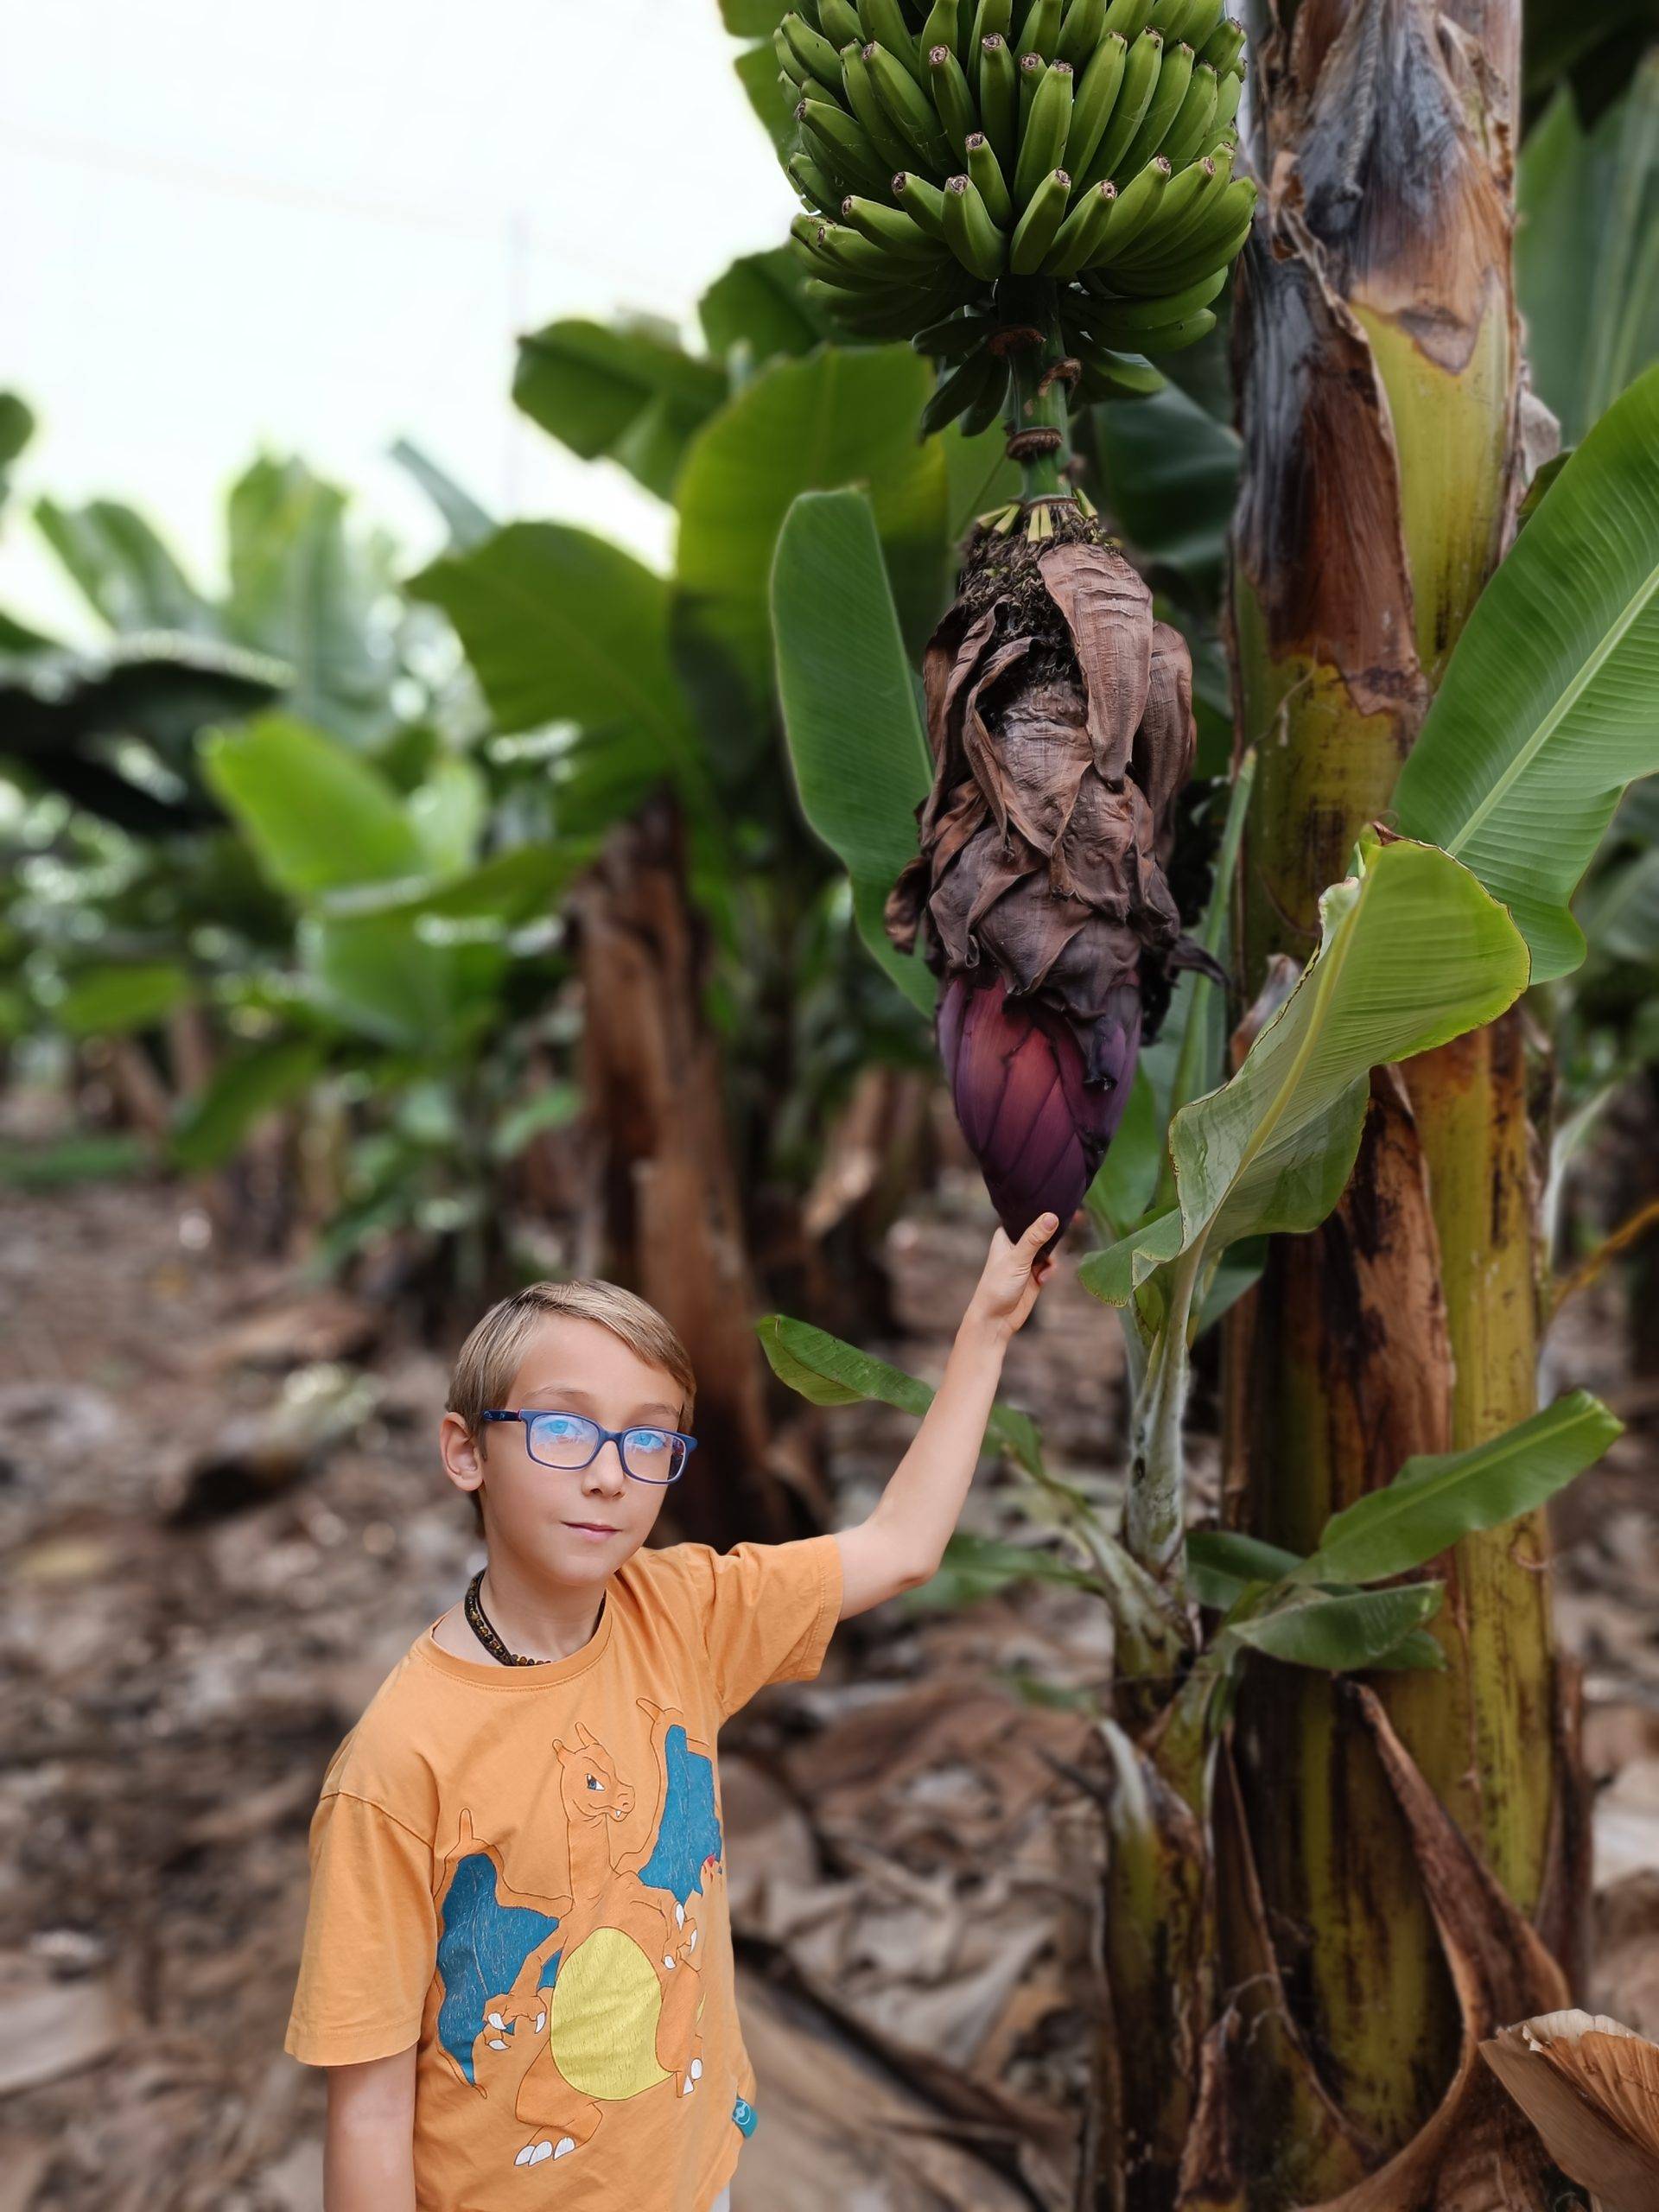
[{"left": 448, "top": 1281, "right": 696, "bottom": 1528}]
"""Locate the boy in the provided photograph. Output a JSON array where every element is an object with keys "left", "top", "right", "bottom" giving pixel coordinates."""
[{"left": 285, "top": 1212, "right": 1058, "bottom": 2210}]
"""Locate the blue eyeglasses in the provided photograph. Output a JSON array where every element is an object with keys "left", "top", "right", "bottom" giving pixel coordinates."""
[{"left": 480, "top": 1409, "right": 697, "bottom": 1486}]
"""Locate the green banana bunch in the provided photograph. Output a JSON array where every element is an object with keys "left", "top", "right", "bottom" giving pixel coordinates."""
[{"left": 774, "top": 0, "right": 1251, "bottom": 431}]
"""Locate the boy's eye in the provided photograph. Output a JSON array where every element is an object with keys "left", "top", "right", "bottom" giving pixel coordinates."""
[
  {"left": 631, "top": 1429, "right": 667, "bottom": 1452},
  {"left": 546, "top": 1417, "right": 583, "bottom": 1440}
]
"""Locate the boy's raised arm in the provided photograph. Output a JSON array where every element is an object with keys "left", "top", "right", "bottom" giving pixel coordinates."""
[
  {"left": 325, "top": 2045, "right": 417, "bottom": 2212},
  {"left": 833, "top": 1215, "right": 1058, "bottom": 1621}
]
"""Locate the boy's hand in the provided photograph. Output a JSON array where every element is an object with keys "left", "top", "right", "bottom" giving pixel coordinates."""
[{"left": 964, "top": 1216, "right": 1059, "bottom": 1344}]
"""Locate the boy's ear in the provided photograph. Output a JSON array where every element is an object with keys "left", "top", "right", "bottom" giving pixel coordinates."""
[{"left": 439, "top": 1409, "right": 486, "bottom": 1501}]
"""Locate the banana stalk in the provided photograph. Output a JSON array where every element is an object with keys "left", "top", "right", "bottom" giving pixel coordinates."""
[{"left": 1224, "top": 0, "right": 1576, "bottom": 2196}]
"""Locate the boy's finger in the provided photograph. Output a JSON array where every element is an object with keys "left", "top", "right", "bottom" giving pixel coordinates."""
[{"left": 1017, "top": 1213, "right": 1058, "bottom": 1262}]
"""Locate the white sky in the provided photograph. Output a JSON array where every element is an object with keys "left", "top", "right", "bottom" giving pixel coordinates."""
[{"left": 1, "top": 0, "right": 787, "bottom": 639}]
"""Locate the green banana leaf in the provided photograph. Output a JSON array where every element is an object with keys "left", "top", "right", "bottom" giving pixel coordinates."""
[
  {"left": 1186, "top": 1529, "right": 1304, "bottom": 1613},
  {"left": 755, "top": 1312, "right": 1045, "bottom": 1478},
  {"left": 35, "top": 495, "right": 214, "bottom": 636},
  {"left": 1294, "top": 1391, "right": 1621, "bottom": 1587},
  {"left": 1090, "top": 380, "right": 1241, "bottom": 608},
  {"left": 1230, "top": 1582, "right": 1445, "bottom": 1673},
  {"left": 1081, "top": 836, "right": 1529, "bottom": 1308},
  {"left": 674, "top": 346, "right": 948, "bottom": 724},
  {"left": 0, "top": 391, "right": 35, "bottom": 512},
  {"left": 55, "top": 962, "right": 192, "bottom": 1038},
  {"left": 223, "top": 457, "right": 397, "bottom": 742},
  {"left": 203, "top": 715, "right": 426, "bottom": 899},
  {"left": 771, "top": 488, "right": 934, "bottom": 1014},
  {"left": 1518, "top": 57, "right": 1659, "bottom": 442},
  {"left": 410, "top": 523, "right": 700, "bottom": 780},
  {"left": 1580, "top": 844, "right": 1659, "bottom": 963},
  {"left": 299, "top": 913, "right": 502, "bottom": 1054},
  {"left": 1522, "top": 0, "right": 1659, "bottom": 130},
  {"left": 390, "top": 440, "right": 493, "bottom": 550},
  {"left": 908, "top": 1530, "right": 1109, "bottom": 1611},
  {"left": 1391, "top": 365, "right": 1659, "bottom": 982},
  {"left": 512, "top": 319, "right": 728, "bottom": 502},
  {"left": 699, "top": 250, "right": 831, "bottom": 363},
  {"left": 170, "top": 1038, "right": 329, "bottom": 1173}
]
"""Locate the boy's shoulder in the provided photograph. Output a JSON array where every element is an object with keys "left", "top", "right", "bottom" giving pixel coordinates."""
[{"left": 315, "top": 1633, "right": 441, "bottom": 1831}]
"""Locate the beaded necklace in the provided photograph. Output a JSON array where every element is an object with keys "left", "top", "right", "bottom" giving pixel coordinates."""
[{"left": 462, "top": 1569, "right": 603, "bottom": 1668}]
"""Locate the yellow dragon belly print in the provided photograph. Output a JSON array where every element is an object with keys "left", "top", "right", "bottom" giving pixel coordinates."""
[{"left": 433, "top": 1697, "right": 735, "bottom": 2173}]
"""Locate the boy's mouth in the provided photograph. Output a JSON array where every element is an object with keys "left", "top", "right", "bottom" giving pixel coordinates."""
[{"left": 565, "top": 1520, "right": 620, "bottom": 1539}]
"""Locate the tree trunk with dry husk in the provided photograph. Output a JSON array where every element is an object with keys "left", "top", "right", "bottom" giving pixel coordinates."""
[
  {"left": 1218, "top": 0, "right": 1586, "bottom": 2203},
  {"left": 571, "top": 800, "right": 818, "bottom": 1552}
]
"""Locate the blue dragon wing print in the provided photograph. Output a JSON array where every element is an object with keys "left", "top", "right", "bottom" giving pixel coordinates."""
[
  {"left": 435, "top": 1813, "right": 566, "bottom": 2087},
  {"left": 619, "top": 1699, "right": 723, "bottom": 1904}
]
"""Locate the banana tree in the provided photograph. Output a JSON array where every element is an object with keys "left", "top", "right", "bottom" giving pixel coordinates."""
[{"left": 734, "top": 0, "right": 1659, "bottom": 2199}]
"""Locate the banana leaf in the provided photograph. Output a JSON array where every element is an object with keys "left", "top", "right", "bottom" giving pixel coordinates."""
[
  {"left": 1080, "top": 836, "right": 1529, "bottom": 1308},
  {"left": 1292, "top": 1391, "right": 1621, "bottom": 1587},
  {"left": 771, "top": 488, "right": 934, "bottom": 1013},
  {"left": 512, "top": 318, "right": 728, "bottom": 501},
  {"left": 1230, "top": 1583, "right": 1445, "bottom": 1672},
  {"left": 203, "top": 715, "right": 426, "bottom": 899},
  {"left": 1392, "top": 364, "right": 1659, "bottom": 982}
]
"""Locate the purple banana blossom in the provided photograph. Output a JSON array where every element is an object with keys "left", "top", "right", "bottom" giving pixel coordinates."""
[{"left": 888, "top": 528, "right": 1202, "bottom": 1239}]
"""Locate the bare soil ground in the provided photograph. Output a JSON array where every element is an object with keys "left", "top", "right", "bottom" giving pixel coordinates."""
[{"left": 2, "top": 1169, "right": 1656, "bottom": 2211}]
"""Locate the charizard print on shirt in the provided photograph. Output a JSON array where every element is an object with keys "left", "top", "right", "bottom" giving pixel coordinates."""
[{"left": 432, "top": 1697, "right": 737, "bottom": 2174}]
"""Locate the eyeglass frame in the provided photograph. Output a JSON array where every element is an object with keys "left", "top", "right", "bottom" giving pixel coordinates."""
[{"left": 480, "top": 1408, "right": 698, "bottom": 1485}]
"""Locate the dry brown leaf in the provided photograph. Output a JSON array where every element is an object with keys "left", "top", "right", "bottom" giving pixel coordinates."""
[
  {"left": 0, "top": 1963, "right": 122, "bottom": 2096},
  {"left": 1480, "top": 2011, "right": 1659, "bottom": 2212}
]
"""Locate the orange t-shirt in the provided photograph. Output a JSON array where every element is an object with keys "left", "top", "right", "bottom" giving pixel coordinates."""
[{"left": 285, "top": 1534, "right": 842, "bottom": 2212}]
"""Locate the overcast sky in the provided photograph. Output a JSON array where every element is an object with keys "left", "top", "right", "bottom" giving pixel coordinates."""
[{"left": 2, "top": 0, "right": 786, "bottom": 637}]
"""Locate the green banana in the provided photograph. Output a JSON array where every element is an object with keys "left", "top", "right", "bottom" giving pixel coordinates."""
[
  {"left": 943, "top": 170, "right": 1007, "bottom": 275},
  {"left": 841, "top": 192, "right": 947, "bottom": 256},
  {"left": 893, "top": 168, "right": 950, "bottom": 235},
  {"left": 1009, "top": 165, "right": 1072, "bottom": 269},
  {"left": 783, "top": 10, "right": 849, "bottom": 86},
  {"left": 1015, "top": 0, "right": 1064, "bottom": 58},
  {"left": 819, "top": 0, "right": 865, "bottom": 42},
  {"left": 978, "top": 34, "right": 1019, "bottom": 164},
  {"left": 1077, "top": 262, "right": 1227, "bottom": 331},
  {"left": 1129, "top": 306, "right": 1216, "bottom": 351},
  {"left": 1108, "top": 174, "right": 1254, "bottom": 289},
  {"left": 867, "top": 38, "right": 954, "bottom": 167},
  {"left": 1116, "top": 38, "right": 1193, "bottom": 174},
  {"left": 819, "top": 221, "right": 925, "bottom": 277},
  {"left": 930, "top": 41, "right": 980, "bottom": 158},
  {"left": 1157, "top": 60, "right": 1217, "bottom": 168},
  {"left": 1064, "top": 331, "right": 1166, "bottom": 397},
  {"left": 1045, "top": 175, "right": 1116, "bottom": 272},
  {"left": 1098, "top": 149, "right": 1211, "bottom": 264},
  {"left": 1017, "top": 49, "right": 1047, "bottom": 136},
  {"left": 965, "top": 130, "right": 1014, "bottom": 223},
  {"left": 859, "top": 0, "right": 922, "bottom": 76},
  {"left": 798, "top": 97, "right": 893, "bottom": 192},
  {"left": 1211, "top": 67, "right": 1242, "bottom": 132},
  {"left": 1064, "top": 30, "right": 1127, "bottom": 176},
  {"left": 922, "top": 0, "right": 965, "bottom": 58},
  {"left": 971, "top": 0, "right": 1014, "bottom": 85},
  {"left": 959, "top": 353, "right": 1011, "bottom": 435},
  {"left": 777, "top": 40, "right": 845, "bottom": 107},
  {"left": 1056, "top": 0, "right": 1108, "bottom": 67},
  {"left": 1174, "top": 0, "right": 1220, "bottom": 38},
  {"left": 1102, "top": 0, "right": 1154, "bottom": 35},
  {"left": 790, "top": 214, "right": 842, "bottom": 274},
  {"left": 921, "top": 344, "right": 1001, "bottom": 435},
  {"left": 1015, "top": 56, "right": 1073, "bottom": 200},
  {"left": 840, "top": 43, "right": 914, "bottom": 168},
  {"left": 1088, "top": 153, "right": 1171, "bottom": 256},
  {"left": 913, "top": 308, "right": 992, "bottom": 358},
  {"left": 785, "top": 149, "right": 841, "bottom": 208},
  {"left": 1199, "top": 16, "right": 1243, "bottom": 70},
  {"left": 1082, "top": 28, "right": 1161, "bottom": 185},
  {"left": 1141, "top": 140, "right": 1232, "bottom": 254}
]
